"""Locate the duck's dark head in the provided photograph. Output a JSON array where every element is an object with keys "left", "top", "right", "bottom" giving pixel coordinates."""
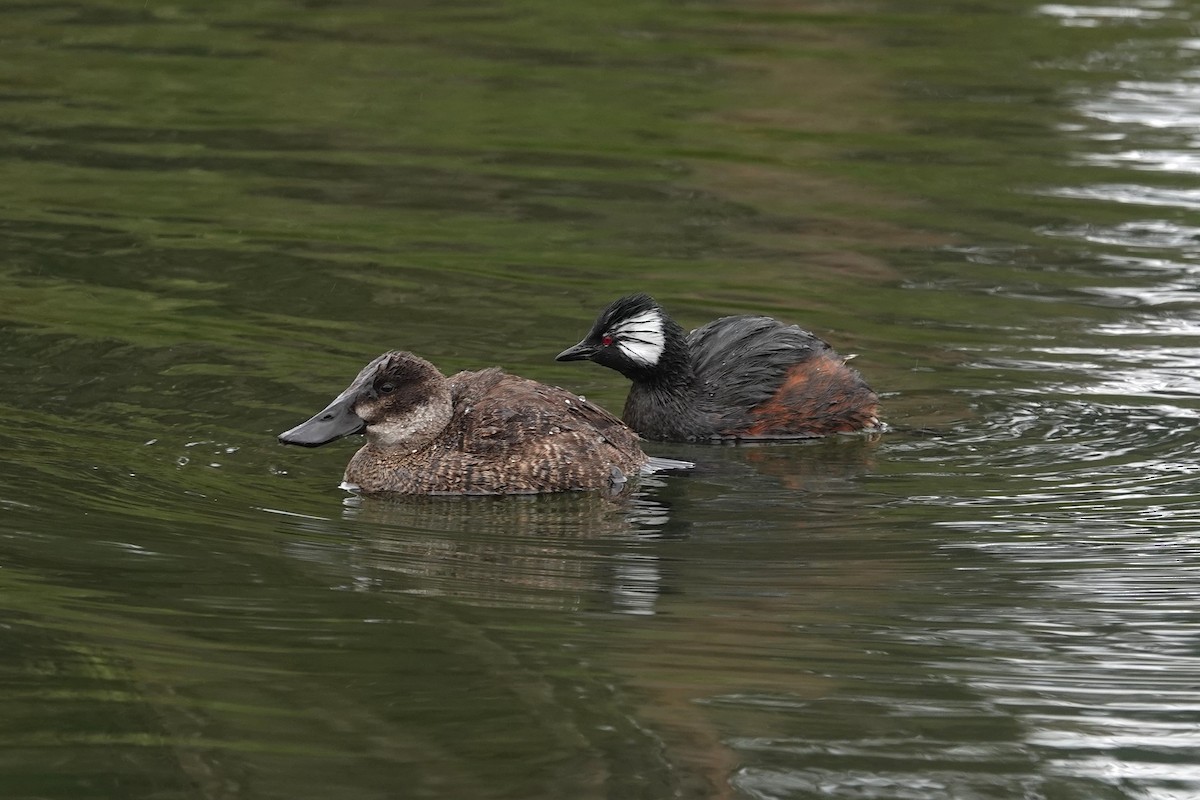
[
  {"left": 556, "top": 293, "right": 687, "bottom": 382},
  {"left": 278, "top": 351, "right": 451, "bottom": 449}
]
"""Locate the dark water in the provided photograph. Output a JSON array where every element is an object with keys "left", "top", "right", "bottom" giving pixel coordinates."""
[{"left": 3, "top": 1, "right": 1200, "bottom": 798}]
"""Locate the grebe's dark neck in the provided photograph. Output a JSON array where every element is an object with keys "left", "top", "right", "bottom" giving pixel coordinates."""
[{"left": 620, "top": 320, "right": 711, "bottom": 440}]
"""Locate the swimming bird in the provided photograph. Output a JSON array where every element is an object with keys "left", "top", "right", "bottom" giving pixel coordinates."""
[
  {"left": 555, "top": 293, "right": 881, "bottom": 442},
  {"left": 278, "top": 351, "right": 647, "bottom": 494}
]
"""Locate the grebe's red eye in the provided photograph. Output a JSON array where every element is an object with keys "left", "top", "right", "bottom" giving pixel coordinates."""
[{"left": 601, "top": 334, "right": 614, "bottom": 346}]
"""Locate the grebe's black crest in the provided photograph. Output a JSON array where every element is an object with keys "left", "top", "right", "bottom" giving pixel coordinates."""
[
  {"left": 595, "top": 293, "right": 662, "bottom": 333},
  {"left": 279, "top": 350, "right": 648, "bottom": 494},
  {"left": 558, "top": 295, "right": 882, "bottom": 442}
]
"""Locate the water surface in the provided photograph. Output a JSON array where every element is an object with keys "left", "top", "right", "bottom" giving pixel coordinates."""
[{"left": 2, "top": 1, "right": 1199, "bottom": 798}]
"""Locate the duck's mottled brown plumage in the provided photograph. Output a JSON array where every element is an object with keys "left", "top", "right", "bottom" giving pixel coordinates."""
[{"left": 278, "top": 351, "right": 647, "bottom": 495}]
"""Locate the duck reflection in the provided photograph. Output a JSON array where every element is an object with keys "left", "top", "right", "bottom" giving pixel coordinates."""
[
  {"left": 273, "top": 440, "right": 892, "bottom": 799},
  {"left": 292, "top": 435, "right": 883, "bottom": 617},
  {"left": 303, "top": 470, "right": 691, "bottom": 615}
]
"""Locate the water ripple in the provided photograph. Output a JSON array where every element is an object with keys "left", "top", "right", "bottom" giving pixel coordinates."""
[
  {"left": 1045, "top": 183, "right": 1200, "bottom": 210},
  {"left": 1037, "top": 2, "right": 1175, "bottom": 27},
  {"left": 1039, "top": 219, "right": 1200, "bottom": 252},
  {"left": 1080, "top": 77, "right": 1200, "bottom": 132}
]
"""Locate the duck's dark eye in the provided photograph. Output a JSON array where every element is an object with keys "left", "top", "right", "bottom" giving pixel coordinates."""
[
  {"left": 601, "top": 334, "right": 614, "bottom": 346},
  {"left": 378, "top": 382, "right": 396, "bottom": 394}
]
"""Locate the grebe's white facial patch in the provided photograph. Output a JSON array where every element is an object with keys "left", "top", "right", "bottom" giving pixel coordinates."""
[{"left": 612, "top": 309, "right": 665, "bottom": 366}]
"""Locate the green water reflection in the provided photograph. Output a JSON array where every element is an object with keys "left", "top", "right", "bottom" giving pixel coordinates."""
[{"left": 3, "top": 1, "right": 1200, "bottom": 798}]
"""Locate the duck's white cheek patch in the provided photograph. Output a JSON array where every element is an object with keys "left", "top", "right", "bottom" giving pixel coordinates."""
[
  {"left": 369, "top": 401, "right": 445, "bottom": 447},
  {"left": 614, "top": 311, "right": 665, "bottom": 366}
]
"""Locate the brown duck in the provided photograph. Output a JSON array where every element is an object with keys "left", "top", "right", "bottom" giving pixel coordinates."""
[{"left": 278, "top": 351, "right": 647, "bottom": 495}]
